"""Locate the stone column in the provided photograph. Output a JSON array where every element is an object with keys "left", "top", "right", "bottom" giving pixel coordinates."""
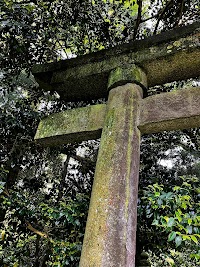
[{"left": 80, "top": 65, "right": 147, "bottom": 267}]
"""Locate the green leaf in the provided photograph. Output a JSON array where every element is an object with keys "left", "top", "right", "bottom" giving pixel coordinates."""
[
  {"left": 152, "top": 219, "right": 159, "bottom": 226},
  {"left": 155, "top": 192, "right": 160, "bottom": 197},
  {"left": 173, "top": 186, "right": 180, "bottom": 191},
  {"left": 182, "top": 234, "right": 191, "bottom": 241},
  {"left": 75, "top": 219, "right": 80, "bottom": 226},
  {"left": 182, "top": 182, "right": 191, "bottom": 188},
  {"left": 24, "top": 4, "right": 35, "bottom": 13},
  {"left": 191, "top": 235, "right": 198, "bottom": 244},
  {"left": 167, "top": 217, "right": 175, "bottom": 227},
  {"left": 190, "top": 253, "right": 200, "bottom": 260},
  {"left": 165, "top": 192, "right": 173, "bottom": 199},
  {"left": 165, "top": 257, "right": 175, "bottom": 266},
  {"left": 186, "top": 225, "right": 193, "bottom": 234},
  {"left": 175, "top": 236, "right": 182, "bottom": 247},
  {"left": 130, "top": 2, "right": 138, "bottom": 16},
  {"left": 161, "top": 217, "right": 167, "bottom": 226},
  {"left": 181, "top": 202, "right": 187, "bottom": 209},
  {"left": 175, "top": 214, "right": 182, "bottom": 222},
  {"left": 168, "top": 231, "right": 176, "bottom": 241},
  {"left": 124, "top": 1, "right": 130, "bottom": 8}
]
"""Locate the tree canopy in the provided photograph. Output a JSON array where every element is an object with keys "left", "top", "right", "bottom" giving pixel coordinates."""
[{"left": 0, "top": 0, "right": 200, "bottom": 266}]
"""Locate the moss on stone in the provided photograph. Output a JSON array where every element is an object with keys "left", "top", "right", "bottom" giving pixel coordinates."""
[
  {"left": 34, "top": 104, "right": 106, "bottom": 146},
  {"left": 139, "top": 86, "right": 200, "bottom": 134},
  {"left": 107, "top": 64, "right": 147, "bottom": 91},
  {"left": 32, "top": 23, "right": 200, "bottom": 101},
  {"left": 80, "top": 83, "right": 143, "bottom": 266}
]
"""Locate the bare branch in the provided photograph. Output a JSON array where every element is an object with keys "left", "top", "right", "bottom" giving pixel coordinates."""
[
  {"left": 26, "top": 221, "right": 48, "bottom": 238},
  {"left": 133, "top": 0, "right": 143, "bottom": 39},
  {"left": 154, "top": 0, "right": 174, "bottom": 34},
  {"left": 174, "top": 0, "right": 184, "bottom": 26},
  {"left": 57, "top": 154, "right": 70, "bottom": 202}
]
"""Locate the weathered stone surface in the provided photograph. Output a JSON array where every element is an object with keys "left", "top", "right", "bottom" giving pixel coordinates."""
[
  {"left": 34, "top": 104, "right": 106, "bottom": 146},
  {"left": 79, "top": 83, "right": 143, "bottom": 267},
  {"left": 107, "top": 64, "right": 147, "bottom": 93},
  {"left": 35, "top": 86, "right": 200, "bottom": 146},
  {"left": 32, "top": 22, "right": 200, "bottom": 101},
  {"left": 139, "top": 86, "right": 200, "bottom": 134}
]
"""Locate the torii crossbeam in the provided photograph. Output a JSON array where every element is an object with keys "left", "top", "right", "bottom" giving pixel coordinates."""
[{"left": 33, "top": 22, "right": 200, "bottom": 267}]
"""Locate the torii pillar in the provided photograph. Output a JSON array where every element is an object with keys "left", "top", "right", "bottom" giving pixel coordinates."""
[
  {"left": 33, "top": 22, "right": 200, "bottom": 267},
  {"left": 79, "top": 66, "right": 147, "bottom": 266}
]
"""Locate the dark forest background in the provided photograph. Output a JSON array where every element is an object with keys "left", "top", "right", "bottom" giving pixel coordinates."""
[{"left": 0, "top": 0, "right": 199, "bottom": 266}]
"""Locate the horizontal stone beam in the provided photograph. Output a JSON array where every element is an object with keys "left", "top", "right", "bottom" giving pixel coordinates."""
[
  {"left": 35, "top": 86, "right": 200, "bottom": 146},
  {"left": 139, "top": 86, "right": 200, "bottom": 134},
  {"left": 35, "top": 104, "right": 106, "bottom": 146},
  {"left": 32, "top": 22, "right": 200, "bottom": 101}
]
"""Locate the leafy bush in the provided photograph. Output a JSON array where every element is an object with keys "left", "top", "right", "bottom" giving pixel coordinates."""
[{"left": 138, "top": 175, "right": 200, "bottom": 265}]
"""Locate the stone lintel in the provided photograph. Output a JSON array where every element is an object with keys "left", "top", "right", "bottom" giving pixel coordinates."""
[
  {"left": 139, "top": 86, "right": 200, "bottom": 134},
  {"left": 32, "top": 22, "right": 200, "bottom": 101},
  {"left": 34, "top": 104, "right": 106, "bottom": 146}
]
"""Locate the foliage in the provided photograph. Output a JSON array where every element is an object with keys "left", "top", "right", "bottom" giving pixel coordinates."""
[
  {"left": 138, "top": 175, "right": 200, "bottom": 265},
  {"left": 0, "top": 0, "right": 200, "bottom": 266},
  {"left": 148, "top": 247, "right": 200, "bottom": 267},
  {"left": 0, "top": 183, "right": 89, "bottom": 266}
]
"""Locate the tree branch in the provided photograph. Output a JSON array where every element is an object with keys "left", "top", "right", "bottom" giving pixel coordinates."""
[
  {"left": 57, "top": 154, "right": 70, "bottom": 202},
  {"left": 153, "top": 0, "right": 174, "bottom": 34},
  {"left": 133, "top": 0, "right": 143, "bottom": 39},
  {"left": 174, "top": 0, "right": 184, "bottom": 26},
  {"left": 26, "top": 221, "right": 48, "bottom": 238}
]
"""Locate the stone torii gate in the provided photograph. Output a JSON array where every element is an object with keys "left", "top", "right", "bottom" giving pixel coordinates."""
[{"left": 33, "top": 22, "right": 200, "bottom": 266}]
